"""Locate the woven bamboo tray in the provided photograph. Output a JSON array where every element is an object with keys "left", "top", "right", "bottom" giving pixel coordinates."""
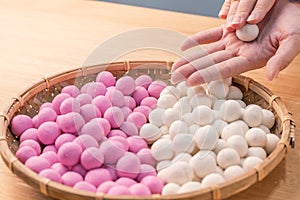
[{"left": 0, "top": 61, "right": 295, "bottom": 200}]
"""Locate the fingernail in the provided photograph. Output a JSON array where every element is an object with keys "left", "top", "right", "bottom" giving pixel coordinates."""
[
  {"left": 218, "top": 11, "right": 226, "bottom": 19},
  {"left": 247, "top": 13, "right": 258, "bottom": 22},
  {"left": 231, "top": 16, "right": 242, "bottom": 25}
]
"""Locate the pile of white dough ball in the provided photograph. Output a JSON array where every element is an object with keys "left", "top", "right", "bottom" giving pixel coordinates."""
[{"left": 138, "top": 77, "right": 279, "bottom": 195}]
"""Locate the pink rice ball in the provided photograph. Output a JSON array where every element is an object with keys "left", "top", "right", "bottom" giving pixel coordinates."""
[
  {"left": 62, "top": 171, "right": 83, "bottom": 187},
  {"left": 59, "top": 97, "right": 81, "bottom": 114},
  {"left": 11, "top": 114, "right": 33, "bottom": 137},
  {"left": 136, "top": 148, "right": 156, "bottom": 167},
  {"left": 52, "top": 93, "right": 71, "bottom": 114},
  {"left": 73, "top": 134, "right": 99, "bottom": 150},
  {"left": 85, "top": 168, "right": 112, "bottom": 187},
  {"left": 43, "top": 145, "right": 57, "bottom": 153},
  {"left": 100, "top": 140, "right": 125, "bottom": 165},
  {"left": 72, "top": 163, "right": 87, "bottom": 177},
  {"left": 90, "top": 118, "right": 111, "bottom": 137},
  {"left": 116, "top": 152, "right": 141, "bottom": 179},
  {"left": 127, "top": 136, "right": 148, "bottom": 153},
  {"left": 140, "top": 97, "right": 158, "bottom": 109},
  {"left": 56, "top": 112, "right": 85, "bottom": 134},
  {"left": 96, "top": 71, "right": 116, "bottom": 87},
  {"left": 19, "top": 139, "right": 41, "bottom": 155},
  {"left": 81, "top": 82, "right": 107, "bottom": 98},
  {"left": 108, "top": 130, "right": 127, "bottom": 138},
  {"left": 92, "top": 95, "right": 112, "bottom": 114},
  {"left": 32, "top": 115, "right": 40, "bottom": 128},
  {"left": 133, "top": 106, "right": 151, "bottom": 119},
  {"left": 73, "top": 181, "right": 97, "bottom": 192},
  {"left": 25, "top": 156, "right": 51, "bottom": 173},
  {"left": 51, "top": 163, "right": 68, "bottom": 175},
  {"left": 108, "top": 185, "right": 131, "bottom": 195},
  {"left": 140, "top": 175, "right": 164, "bottom": 194},
  {"left": 16, "top": 146, "right": 38, "bottom": 163},
  {"left": 38, "top": 107, "right": 57, "bottom": 124},
  {"left": 136, "top": 164, "right": 157, "bottom": 182},
  {"left": 116, "top": 177, "right": 137, "bottom": 187},
  {"left": 81, "top": 147, "right": 104, "bottom": 170},
  {"left": 121, "top": 107, "right": 132, "bottom": 120},
  {"left": 39, "top": 168, "right": 62, "bottom": 183},
  {"left": 120, "top": 121, "right": 138, "bottom": 137},
  {"left": 116, "top": 76, "right": 136, "bottom": 96},
  {"left": 123, "top": 96, "right": 136, "bottom": 110},
  {"left": 103, "top": 106, "right": 124, "bottom": 129},
  {"left": 75, "top": 93, "right": 93, "bottom": 106},
  {"left": 147, "top": 80, "right": 167, "bottom": 99},
  {"left": 103, "top": 165, "right": 119, "bottom": 181},
  {"left": 39, "top": 102, "right": 53, "bottom": 110},
  {"left": 97, "top": 181, "right": 118, "bottom": 193},
  {"left": 80, "top": 120, "right": 105, "bottom": 142},
  {"left": 57, "top": 142, "right": 82, "bottom": 167},
  {"left": 61, "top": 85, "right": 80, "bottom": 97},
  {"left": 109, "top": 136, "right": 129, "bottom": 151},
  {"left": 20, "top": 128, "right": 39, "bottom": 143},
  {"left": 132, "top": 86, "right": 149, "bottom": 105},
  {"left": 129, "top": 183, "right": 152, "bottom": 196},
  {"left": 40, "top": 151, "right": 59, "bottom": 165},
  {"left": 126, "top": 112, "right": 147, "bottom": 129},
  {"left": 37, "top": 121, "right": 61, "bottom": 145},
  {"left": 80, "top": 104, "right": 101, "bottom": 122},
  {"left": 135, "top": 74, "right": 153, "bottom": 89},
  {"left": 55, "top": 133, "right": 76, "bottom": 149},
  {"left": 105, "top": 88, "right": 125, "bottom": 108}
]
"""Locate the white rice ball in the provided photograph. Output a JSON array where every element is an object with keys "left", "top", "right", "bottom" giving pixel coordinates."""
[
  {"left": 162, "top": 183, "right": 180, "bottom": 195},
  {"left": 217, "top": 148, "right": 240, "bottom": 169},
  {"left": 173, "top": 97, "right": 192, "bottom": 115},
  {"left": 182, "top": 113, "right": 194, "bottom": 126},
  {"left": 212, "top": 99, "right": 226, "bottom": 110},
  {"left": 189, "top": 124, "right": 201, "bottom": 135},
  {"left": 151, "top": 138, "right": 174, "bottom": 161},
  {"left": 219, "top": 100, "right": 242, "bottom": 122},
  {"left": 172, "top": 134, "right": 195, "bottom": 154},
  {"left": 169, "top": 120, "right": 189, "bottom": 139},
  {"left": 194, "top": 125, "right": 219, "bottom": 150},
  {"left": 264, "top": 133, "right": 280, "bottom": 154},
  {"left": 221, "top": 122, "right": 245, "bottom": 141},
  {"left": 178, "top": 181, "right": 202, "bottom": 194},
  {"left": 157, "top": 94, "right": 178, "bottom": 109},
  {"left": 149, "top": 108, "right": 165, "bottom": 127},
  {"left": 213, "top": 139, "right": 228, "bottom": 154},
  {"left": 156, "top": 160, "right": 172, "bottom": 172},
  {"left": 172, "top": 153, "right": 192, "bottom": 164},
  {"left": 243, "top": 104, "right": 263, "bottom": 127},
  {"left": 243, "top": 156, "right": 263, "bottom": 171},
  {"left": 227, "top": 135, "right": 248, "bottom": 157},
  {"left": 189, "top": 94, "right": 212, "bottom": 109},
  {"left": 201, "top": 173, "right": 225, "bottom": 188},
  {"left": 226, "top": 86, "right": 243, "bottom": 100},
  {"left": 187, "top": 85, "right": 206, "bottom": 99},
  {"left": 162, "top": 108, "right": 182, "bottom": 127},
  {"left": 192, "top": 105, "right": 214, "bottom": 126},
  {"left": 247, "top": 147, "right": 267, "bottom": 160},
  {"left": 190, "top": 151, "right": 217, "bottom": 178},
  {"left": 236, "top": 23, "right": 259, "bottom": 42},
  {"left": 176, "top": 81, "right": 189, "bottom": 97},
  {"left": 262, "top": 109, "right": 275, "bottom": 129},
  {"left": 212, "top": 119, "right": 228, "bottom": 137},
  {"left": 165, "top": 161, "right": 194, "bottom": 185},
  {"left": 160, "top": 86, "right": 181, "bottom": 99},
  {"left": 223, "top": 165, "right": 245, "bottom": 180},
  {"left": 139, "top": 123, "right": 162, "bottom": 143},
  {"left": 207, "top": 80, "right": 229, "bottom": 99},
  {"left": 245, "top": 128, "right": 267, "bottom": 147}
]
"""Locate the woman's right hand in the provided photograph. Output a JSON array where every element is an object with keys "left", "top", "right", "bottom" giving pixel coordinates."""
[{"left": 219, "top": 0, "right": 276, "bottom": 30}]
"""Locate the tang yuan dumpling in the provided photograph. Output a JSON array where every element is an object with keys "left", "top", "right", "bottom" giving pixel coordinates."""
[
  {"left": 164, "top": 161, "right": 194, "bottom": 185},
  {"left": 194, "top": 125, "right": 219, "bottom": 150},
  {"left": 192, "top": 105, "right": 214, "bottom": 126},
  {"left": 243, "top": 156, "right": 263, "bottom": 171},
  {"left": 189, "top": 94, "right": 212, "bottom": 109},
  {"left": 223, "top": 165, "right": 245, "bottom": 180},
  {"left": 176, "top": 81, "right": 189, "bottom": 97},
  {"left": 190, "top": 151, "right": 217, "bottom": 178},
  {"left": 162, "top": 183, "right": 180, "bottom": 195},
  {"left": 265, "top": 133, "right": 280, "bottom": 154},
  {"left": 172, "top": 134, "right": 195, "bottom": 154},
  {"left": 243, "top": 104, "right": 263, "bottom": 127},
  {"left": 226, "top": 85, "right": 243, "bottom": 100},
  {"left": 151, "top": 138, "right": 174, "bottom": 161},
  {"left": 261, "top": 109, "right": 275, "bottom": 129},
  {"left": 219, "top": 100, "right": 242, "bottom": 122},
  {"left": 245, "top": 128, "right": 267, "bottom": 147},
  {"left": 149, "top": 108, "right": 165, "bottom": 127},
  {"left": 162, "top": 108, "right": 181, "bottom": 127},
  {"left": 157, "top": 94, "right": 177, "bottom": 109},
  {"left": 201, "top": 173, "right": 225, "bottom": 188},
  {"left": 178, "top": 181, "right": 202, "bottom": 194},
  {"left": 217, "top": 148, "right": 240, "bottom": 169},
  {"left": 207, "top": 80, "right": 229, "bottom": 99},
  {"left": 169, "top": 120, "right": 189, "bottom": 139}
]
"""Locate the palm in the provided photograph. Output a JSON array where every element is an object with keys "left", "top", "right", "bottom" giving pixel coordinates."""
[{"left": 171, "top": 0, "right": 300, "bottom": 85}]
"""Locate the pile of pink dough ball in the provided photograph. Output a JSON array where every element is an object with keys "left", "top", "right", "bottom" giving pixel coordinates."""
[{"left": 12, "top": 71, "right": 167, "bottom": 195}]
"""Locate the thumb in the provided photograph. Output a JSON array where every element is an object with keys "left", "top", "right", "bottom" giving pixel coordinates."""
[{"left": 266, "top": 36, "right": 300, "bottom": 80}]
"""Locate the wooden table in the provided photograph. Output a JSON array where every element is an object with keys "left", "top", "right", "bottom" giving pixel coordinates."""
[{"left": 0, "top": 1, "right": 299, "bottom": 199}]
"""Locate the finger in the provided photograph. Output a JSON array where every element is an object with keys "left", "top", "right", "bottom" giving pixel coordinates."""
[
  {"left": 181, "top": 27, "right": 223, "bottom": 51},
  {"left": 226, "top": 0, "right": 240, "bottom": 27},
  {"left": 247, "top": 0, "right": 276, "bottom": 24},
  {"left": 229, "top": 0, "right": 257, "bottom": 29},
  {"left": 219, "top": 0, "right": 231, "bottom": 19},
  {"left": 266, "top": 37, "right": 300, "bottom": 80},
  {"left": 171, "top": 50, "right": 233, "bottom": 84},
  {"left": 172, "top": 42, "right": 225, "bottom": 71},
  {"left": 187, "top": 56, "right": 252, "bottom": 85}
]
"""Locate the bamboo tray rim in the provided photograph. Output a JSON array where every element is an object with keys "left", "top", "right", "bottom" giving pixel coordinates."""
[{"left": 0, "top": 60, "right": 295, "bottom": 200}]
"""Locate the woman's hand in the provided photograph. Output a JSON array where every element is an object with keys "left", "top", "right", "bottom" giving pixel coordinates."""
[
  {"left": 219, "top": 0, "right": 276, "bottom": 30},
  {"left": 171, "top": 0, "right": 300, "bottom": 86}
]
